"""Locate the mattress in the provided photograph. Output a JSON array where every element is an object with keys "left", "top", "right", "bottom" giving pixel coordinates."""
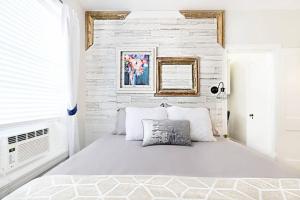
[{"left": 48, "top": 133, "right": 300, "bottom": 178}]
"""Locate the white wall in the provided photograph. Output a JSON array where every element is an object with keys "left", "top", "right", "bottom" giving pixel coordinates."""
[{"left": 226, "top": 10, "right": 300, "bottom": 47}]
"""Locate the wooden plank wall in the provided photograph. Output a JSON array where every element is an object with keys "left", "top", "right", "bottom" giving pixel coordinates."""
[{"left": 84, "top": 15, "right": 226, "bottom": 145}]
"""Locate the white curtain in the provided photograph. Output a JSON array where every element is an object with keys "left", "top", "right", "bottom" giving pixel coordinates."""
[{"left": 62, "top": 4, "right": 80, "bottom": 156}]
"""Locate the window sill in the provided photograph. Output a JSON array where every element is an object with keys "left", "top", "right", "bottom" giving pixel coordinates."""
[{"left": 0, "top": 117, "right": 64, "bottom": 130}]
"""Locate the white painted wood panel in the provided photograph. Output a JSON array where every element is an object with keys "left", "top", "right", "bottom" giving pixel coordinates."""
[{"left": 84, "top": 13, "right": 226, "bottom": 145}]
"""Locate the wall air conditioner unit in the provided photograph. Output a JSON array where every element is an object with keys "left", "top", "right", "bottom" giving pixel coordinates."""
[{"left": 0, "top": 128, "right": 49, "bottom": 175}]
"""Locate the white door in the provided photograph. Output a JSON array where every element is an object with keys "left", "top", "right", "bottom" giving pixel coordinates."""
[
  {"left": 245, "top": 53, "right": 275, "bottom": 157},
  {"left": 228, "top": 51, "right": 275, "bottom": 157}
]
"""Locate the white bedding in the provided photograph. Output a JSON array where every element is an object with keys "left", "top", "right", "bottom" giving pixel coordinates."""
[{"left": 4, "top": 175, "right": 300, "bottom": 200}]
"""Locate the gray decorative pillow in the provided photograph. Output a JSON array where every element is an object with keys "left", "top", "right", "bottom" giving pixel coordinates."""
[{"left": 142, "top": 120, "right": 192, "bottom": 147}]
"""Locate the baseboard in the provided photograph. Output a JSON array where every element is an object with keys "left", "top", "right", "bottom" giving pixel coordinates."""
[{"left": 0, "top": 151, "right": 68, "bottom": 199}]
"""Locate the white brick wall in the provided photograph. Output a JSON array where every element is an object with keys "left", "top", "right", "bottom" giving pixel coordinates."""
[{"left": 84, "top": 15, "right": 226, "bottom": 145}]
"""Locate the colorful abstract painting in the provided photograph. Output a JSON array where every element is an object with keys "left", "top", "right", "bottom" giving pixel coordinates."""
[
  {"left": 122, "top": 52, "right": 150, "bottom": 86},
  {"left": 117, "top": 48, "right": 156, "bottom": 93}
]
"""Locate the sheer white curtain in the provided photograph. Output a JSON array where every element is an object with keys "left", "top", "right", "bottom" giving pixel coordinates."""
[{"left": 62, "top": 4, "right": 80, "bottom": 156}]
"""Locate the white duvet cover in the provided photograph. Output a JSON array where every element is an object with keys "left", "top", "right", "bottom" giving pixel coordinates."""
[{"left": 4, "top": 175, "right": 300, "bottom": 200}]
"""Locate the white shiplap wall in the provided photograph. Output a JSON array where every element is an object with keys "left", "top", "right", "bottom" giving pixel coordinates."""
[{"left": 84, "top": 13, "right": 226, "bottom": 145}]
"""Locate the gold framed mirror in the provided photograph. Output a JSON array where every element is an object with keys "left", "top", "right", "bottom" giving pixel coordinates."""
[{"left": 155, "top": 57, "right": 200, "bottom": 96}]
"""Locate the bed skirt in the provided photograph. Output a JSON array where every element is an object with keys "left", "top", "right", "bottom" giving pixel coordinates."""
[{"left": 4, "top": 175, "right": 300, "bottom": 200}]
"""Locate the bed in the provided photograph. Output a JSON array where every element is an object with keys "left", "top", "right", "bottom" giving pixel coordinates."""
[{"left": 4, "top": 134, "right": 300, "bottom": 200}]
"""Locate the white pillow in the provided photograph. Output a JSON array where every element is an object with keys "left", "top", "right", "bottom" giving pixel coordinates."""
[
  {"left": 167, "top": 106, "right": 216, "bottom": 142},
  {"left": 125, "top": 107, "right": 168, "bottom": 140}
]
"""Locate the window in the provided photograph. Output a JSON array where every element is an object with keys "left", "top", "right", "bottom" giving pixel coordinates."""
[{"left": 0, "top": 1, "right": 66, "bottom": 125}]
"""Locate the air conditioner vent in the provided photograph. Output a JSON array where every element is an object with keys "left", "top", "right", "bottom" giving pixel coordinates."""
[
  {"left": 17, "top": 134, "right": 27, "bottom": 142},
  {"left": 2, "top": 128, "right": 50, "bottom": 174},
  {"left": 36, "top": 130, "right": 43, "bottom": 136},
  {"left": 8, "top": 136, "right": 16, "bottom": 144},
  {"left": 17, "top": 136, "right": 49, "bottom": 163},
  {"left": 27, "top": 132, "right": 35, "bottom": 139}
]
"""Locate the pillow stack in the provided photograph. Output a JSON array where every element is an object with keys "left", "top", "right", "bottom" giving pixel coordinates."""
[{"left": 113, "top": 106, "right": 216, "bottom": 146}]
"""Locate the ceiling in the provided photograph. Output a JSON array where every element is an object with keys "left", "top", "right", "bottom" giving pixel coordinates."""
[{"left": 78, "top": 0, "right": 300, "bottom": 11}]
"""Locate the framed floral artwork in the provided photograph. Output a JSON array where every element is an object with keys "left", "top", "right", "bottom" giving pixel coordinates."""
[{"left": 116, "top": 47, "right": 156, "bottom": 93}]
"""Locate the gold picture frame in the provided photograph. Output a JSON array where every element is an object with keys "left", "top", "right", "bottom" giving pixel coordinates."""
[
  {"left": 85, "top": 11, "right": 130, "bottom": 50},
  {"left": 155, "top": 57, "right": 200, "bottom": 97},
  {"left": 85, "top": 10, "right": 225, "bottom": 50},
  {"left": 180, "top": 10, "right": 225, "bottom": 47}
]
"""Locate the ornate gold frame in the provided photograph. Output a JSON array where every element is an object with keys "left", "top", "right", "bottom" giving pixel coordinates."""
[
  {"left": 180, "top": 10, "right": 225, "bottom": 47},
  {"left": 155, "top": 57, "right": 200, "bottom": 97},
  {"left": 85, "top": 10, "right": 225, "bottom": 50},
  {"left": 85, "top": 11, "right": 130, "bottom": 50}
]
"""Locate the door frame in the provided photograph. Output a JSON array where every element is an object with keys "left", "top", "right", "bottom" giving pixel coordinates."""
[{"left": 225, "top": 44, "right": 281, "bottom": 158}]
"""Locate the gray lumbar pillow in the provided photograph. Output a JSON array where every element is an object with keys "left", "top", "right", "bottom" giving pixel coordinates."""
[
  {"left": 112, "top": 108, "right": 126, "bottom": 135},
  {"left": 142, "top": 119, "right": 192, "bottom": 147}
]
